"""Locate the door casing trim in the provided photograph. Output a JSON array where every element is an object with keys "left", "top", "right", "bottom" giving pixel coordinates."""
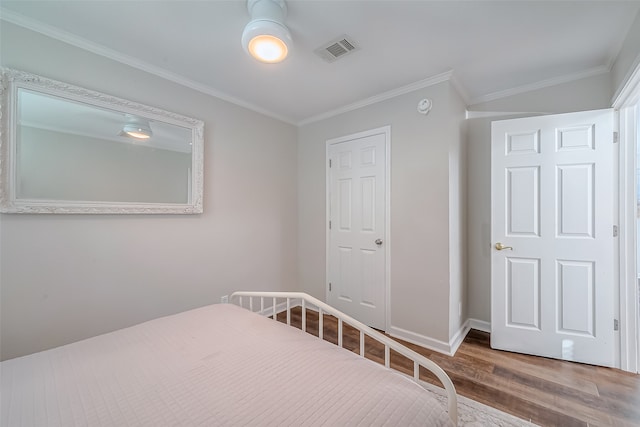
[
  {"left": 616, "top": 104, "right": 639, "bottom": 373},
  {"left": 614, "top": 61, "right": 640, "bottom": 373}
]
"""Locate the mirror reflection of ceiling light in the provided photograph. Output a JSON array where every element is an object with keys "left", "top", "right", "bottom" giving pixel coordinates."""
[
  {"left": 242, "top": 0, "right": 291, "bottom": 64},
  {"left": 120, "top": 114, "right": 153, "bottom": 140}
]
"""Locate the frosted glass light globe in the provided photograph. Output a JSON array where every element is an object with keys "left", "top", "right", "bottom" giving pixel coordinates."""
[{"left": 248, "top": 34, "right": 288, "bottom": 63}]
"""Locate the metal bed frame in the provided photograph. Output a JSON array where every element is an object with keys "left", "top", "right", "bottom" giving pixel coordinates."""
[{"left": 230, "top": 291, "right": 458, "bottom": 425}]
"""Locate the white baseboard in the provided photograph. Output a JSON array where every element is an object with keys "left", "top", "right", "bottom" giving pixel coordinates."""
[
  {"left": 388, "top": 319, "right": 490, "bottom": 357},
  {"left": 388, "top": 325, "right": 453, "bottom": 355},
  {"left": 468, "top": 318, "right": 491, "bottom": 333}
]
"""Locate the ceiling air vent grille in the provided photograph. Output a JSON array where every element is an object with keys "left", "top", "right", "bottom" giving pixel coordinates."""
[{"left": 315, "top": 35, "right": 359, "bottom": 63}]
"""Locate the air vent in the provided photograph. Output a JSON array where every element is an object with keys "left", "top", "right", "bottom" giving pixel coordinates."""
[{"left": 314, "top": 35, "right": 359, "bottom": 63}]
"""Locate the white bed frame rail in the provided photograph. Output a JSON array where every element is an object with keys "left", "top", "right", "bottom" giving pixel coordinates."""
[{"left": 230, "top": 291, "right": 458, "bottom": 425}]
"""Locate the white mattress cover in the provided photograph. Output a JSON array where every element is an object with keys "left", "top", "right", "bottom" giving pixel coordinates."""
[{"left": 1, "top": 303, "right": 453, "bottom": 426}]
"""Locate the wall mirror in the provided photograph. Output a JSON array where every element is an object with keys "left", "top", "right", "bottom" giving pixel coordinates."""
[{"left": 0, "top": 68, "right": 204, "bottom": 214}]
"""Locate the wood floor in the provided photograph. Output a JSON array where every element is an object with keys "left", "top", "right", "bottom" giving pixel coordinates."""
[{"left": 275, "top": 307, "right": 640, "bottom": 427}]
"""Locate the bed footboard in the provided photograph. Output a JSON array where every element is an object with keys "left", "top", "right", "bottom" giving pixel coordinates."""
[{"left": 230, "top": 291, "right": 457, "bottom": 425}]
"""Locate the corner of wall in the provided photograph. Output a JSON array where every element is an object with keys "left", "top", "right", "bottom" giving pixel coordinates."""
[
  {"left": 468, "top": 318, "right": 491, "bottom": 333},
  {"left": 447, "top": 81, "right": 470, "bottom": 339},
  {"left": 611, "top": 10, "right": 640, "bottom": 103},
  {"left": 388, "top": 316, "right": 476, "bottom": 357}
]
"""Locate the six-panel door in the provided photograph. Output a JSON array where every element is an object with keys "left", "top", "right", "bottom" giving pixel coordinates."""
[
  {"left": 328, "top": 131, "right": 387, "bottom": 330},
  {"left": 491, "top": 109, "right": 616, "bottom": 367}
]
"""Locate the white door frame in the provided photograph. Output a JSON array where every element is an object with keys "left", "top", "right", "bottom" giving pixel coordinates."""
[
  {"left": 613, "top": 61, "right": 640, "bottom": 373},
  {"left": 325, "top": 126, "right": 391, "bottom": 330}
]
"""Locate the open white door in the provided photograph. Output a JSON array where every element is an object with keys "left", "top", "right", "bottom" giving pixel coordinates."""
[
  {"left": 327, "top": 127, "right": 389, "bottom": 330},
  {"left": 491, "top": 109, "right": 617, "bottom": 367}
]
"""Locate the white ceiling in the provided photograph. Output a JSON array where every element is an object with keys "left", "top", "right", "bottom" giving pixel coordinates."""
[{"left": 2, "top": 1, "right": 639, "bottom": 125}]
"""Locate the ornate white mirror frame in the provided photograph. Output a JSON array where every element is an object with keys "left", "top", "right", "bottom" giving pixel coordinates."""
[{"left": 0, "top": 68, "right": 204, "bottom": 214}]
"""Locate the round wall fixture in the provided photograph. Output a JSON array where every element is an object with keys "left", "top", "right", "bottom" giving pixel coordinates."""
[{"left": 417, "top": 98, "right": 433, "bottom": 115}]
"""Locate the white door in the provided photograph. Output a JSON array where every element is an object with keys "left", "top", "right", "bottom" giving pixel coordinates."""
[
  {"left": 327, "top": 127, "right": 388, "bottom": 330},
  {"left": 491, "top": 109, "right": 616, "bottom": 367}
]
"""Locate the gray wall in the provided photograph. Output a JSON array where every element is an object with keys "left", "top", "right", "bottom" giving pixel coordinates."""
[
  {"left": 298, "top": 82, "right": 466, "bottom": 344},
  {"left": 465, "top": 73, "right": 613, "bottom": 323},
  {"left": 0, "top": 23, "right": 299, "bottom": 360}
]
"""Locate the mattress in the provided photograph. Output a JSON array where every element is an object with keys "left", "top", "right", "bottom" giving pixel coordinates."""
[{"left": 1, "top": 303, "right": 453, "bottom": 426}]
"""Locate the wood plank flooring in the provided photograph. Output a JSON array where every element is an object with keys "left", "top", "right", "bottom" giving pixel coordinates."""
[{"left": 275, "top": 307, "right": 640, "bottom": 427}]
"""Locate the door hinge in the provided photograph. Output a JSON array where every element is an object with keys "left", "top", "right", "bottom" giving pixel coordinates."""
[
  {"left": 613, "top": 131, "right": 619, "bottom": 144},
  {"left": 329, "top": 159, "right": 332, "bottom": 167},
  {"left": 329, "top": 220, "right": 332, "bottom": 229},
  {"left": 614, "top": 319, "right": 619, "bottom": 331},
  {"left": 329, "top": 283, "right": 332, "bottom": 292},
  {"left": 613, "top": 225, "right": 618, "bottom": 237}
]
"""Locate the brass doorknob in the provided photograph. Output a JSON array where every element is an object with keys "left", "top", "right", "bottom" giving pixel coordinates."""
[{"left": 495, "top": 242, "right": 513, "bottom": 251}]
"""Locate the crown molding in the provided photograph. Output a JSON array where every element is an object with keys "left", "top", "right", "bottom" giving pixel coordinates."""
[
  {"left": 468, "top": 65, "right": 610, "bottom": 106},
  {"left": 464, "top": 110, "right": 548, "bottom": 120},
  {"left": 298, "top": 70, "right": 454, "bottom": 126},
  {"left": 0, "top": 8, "right": 297, "bottom": 125}
]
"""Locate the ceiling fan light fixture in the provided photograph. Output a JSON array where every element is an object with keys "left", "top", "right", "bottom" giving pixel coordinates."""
[
  {"left": 242, "top": 0, "right": 291, "bottom": 64},
  {"left": 120, "top": 115, "right": 153, "bottom": 140}
]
